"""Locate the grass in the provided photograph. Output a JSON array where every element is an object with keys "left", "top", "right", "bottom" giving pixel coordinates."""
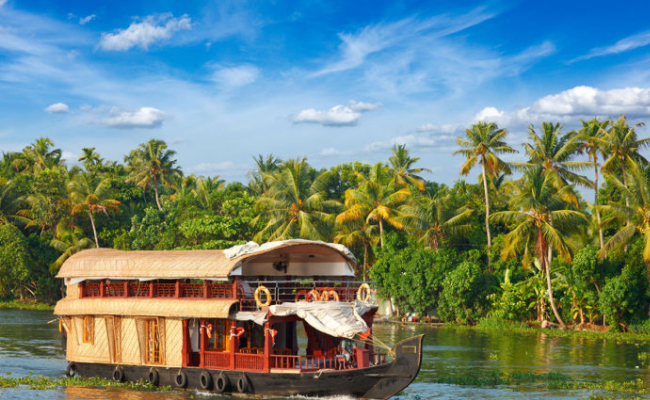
[
  {"left": 432, "top": 369, "right": 647, "bottom": 394},
  {"left": 0, "top": 374, "right": 172, "bottom": 391},
  {"left": 438, "top": 315, "right": 650, "bottom": 344},
  {"left": 0, "top": 300, "right": 53, "bottom": 311}
]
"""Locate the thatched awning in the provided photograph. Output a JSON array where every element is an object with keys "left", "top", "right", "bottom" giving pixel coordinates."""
[
  {"left": 54, "top": 298, "right": 238, "bottom": 318},
  {"left": 56, "top": 241, "right": 356, "bottom": 280}
]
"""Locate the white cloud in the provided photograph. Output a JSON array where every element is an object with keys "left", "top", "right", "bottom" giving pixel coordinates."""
[
  {"left": 294, "top": 105, "right": 360, "bottom": 127},
  {"left": 61, "top": 151, "right": 79, "bottom": 164},
  {"left": 366, "top": 134, "right": 442, "bottom": 152},
  {"left": 100, "top": 107, "right": 168, "bottom": 129},
  {"left": 348, "top": 100, "right": 381, "bottom": 112},
  {"left": 99, "top": 13, "right": 191, "bottom": 51},
  {"left": 319, "top": 147, "right": 341, "bottom": 156},
  {"left": 79, "top": 14, "right": 96, "bottom": 25},
  {"left": 474, "top": 106, "right": 505, "bottom": 121},
  {"left": 293, "top": 100, "right": 380, "bottom": 127},
  {"left": 44, "top": 102, "right": 69, "bottom": 114},
  {"left": 417, "top": 123, "right": 463, "bottom": 134},
  {"left": 211, "top": 65, "right": 259, "bottom": 89},
  {"left": 572, "top": 31, "right": 650, "bottom": 63},
  {"left": 189, "top": 161, "right": 249, "bottom": 179}
]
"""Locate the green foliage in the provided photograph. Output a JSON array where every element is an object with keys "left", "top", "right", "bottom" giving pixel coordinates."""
[
  {"left": 599, "top": 264, "right": 649, "bottom": 330},
  {"left": 438, "top": 260, "right": 498, "bottom": 324},
  {"left": 0, "top": 225, "right": 34, "bottom": 299},
  {"left": 370, "top": 232, "right": 459, "bottom": 315}
]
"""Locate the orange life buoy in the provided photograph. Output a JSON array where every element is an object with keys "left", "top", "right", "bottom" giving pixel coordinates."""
[
  {"left": 235, "top": 327, "right": 245, "bottom": 337},
  {"left": 357, "top": 283, "right": 371, "bottom": 302},
  {"left": 254, "top": 286, "right": 272, "bottom": 307},
  {"left": 360, "top": 328, "right": 370, "bottom": 340},
  {"left": 307, "top": 289, "right": 321, "bottom": 302},
  {"left": 206, "top": 324, "right": 213, "bottom": 339},
  {"left": 295, "top": 290, "right": 309, "bottom": 302},
  {"left": 321, "top": 289, "right": 339, "bottom": 301}
]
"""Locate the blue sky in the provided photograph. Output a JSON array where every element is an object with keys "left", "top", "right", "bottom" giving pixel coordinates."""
[{"left": 2, "top": 0, "right": 650, "bottom": 184}]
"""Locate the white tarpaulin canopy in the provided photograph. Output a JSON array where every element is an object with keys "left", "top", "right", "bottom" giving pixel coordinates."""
[{"left": 269, "top": 301, "right": 374, "bottom": 339}]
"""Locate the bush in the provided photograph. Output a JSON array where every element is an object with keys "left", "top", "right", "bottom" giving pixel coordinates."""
[
  {"left": 438, "top": 261, "right": 498, "bottom": 324},
  {"left": 599, "top": 264, "right": 649, "bottom": 331}
]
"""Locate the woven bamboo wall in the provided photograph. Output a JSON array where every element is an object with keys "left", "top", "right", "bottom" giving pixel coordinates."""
[
  {"left": 67, "top": 316, "right": 111, "bottom": 364},
  {"left": 165, "top": 319, "right": 182, "bottom": 367},
  {"left": 66, "top": 283, "right": 80, "bottom": 300},
  {"left": 119, "top": 317, "right": 141, "bottom": 365}
]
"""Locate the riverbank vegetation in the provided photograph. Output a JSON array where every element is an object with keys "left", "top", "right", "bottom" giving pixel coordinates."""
[{"left": 0, "top": 115, "right": 649, "bottom": 333}]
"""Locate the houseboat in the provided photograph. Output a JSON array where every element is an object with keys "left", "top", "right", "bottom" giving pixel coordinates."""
[{"left": 54, "top": 240, "right": 423, "bottom": 399}]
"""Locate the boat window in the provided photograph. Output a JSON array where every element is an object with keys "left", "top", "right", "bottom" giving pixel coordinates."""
[
  {"left": 82, "top": 316, "right": 94, "bottom": 344},
  {"left": 145, "top": 319, "right": 162, "bottom": 364},
  {"left": 206, "top": 319, "right": 230, "bottom": 351}
]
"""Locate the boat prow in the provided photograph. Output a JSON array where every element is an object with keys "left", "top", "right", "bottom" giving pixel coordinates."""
[{"left": 361, "top": 334, "right": 425, "bottom": 400}]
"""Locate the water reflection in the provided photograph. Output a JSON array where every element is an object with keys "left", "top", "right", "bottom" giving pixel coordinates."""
[{"left": 2, "top": 310, "right": 650, "bottom": 399}]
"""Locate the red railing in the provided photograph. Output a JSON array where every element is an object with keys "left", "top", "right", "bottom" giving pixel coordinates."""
[
  {"left": 128, "top": 282, "right": 150, "bottom": 297},
  {"left": 80, "top": 281, "right": 237, "bottom": 299},
  {"left": 180, "top": 283, "right": 203, "bottom": 298},
  {"left": 105, "top": 283, "right": 126, "bottom": 297},
  {"left": 210, "top": 284, "right": 233, "bottom": 298},
  {"left": 271, "top": 355, "right": 352, "bottom": 371},
  {"left": 154, "top": 283, "right": 176, "bottom": 297},
  {"left": 234, "top": 353, "right": 265, "bottom": 371},
  {"left": 83, "top": 283, "right": 101, "bottom": 297},
  {"left": 204, "top": 351, "right": 230, "bottom": 369}
]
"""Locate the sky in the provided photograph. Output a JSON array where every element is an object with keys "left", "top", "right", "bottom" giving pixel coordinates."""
[{"left": 2, "top": 0, "right": 650, "bottom": 185}]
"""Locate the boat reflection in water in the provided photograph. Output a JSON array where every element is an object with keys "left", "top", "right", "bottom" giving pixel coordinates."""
[{"left": 54, "top": 240, "right": 423, "bottom": 400}]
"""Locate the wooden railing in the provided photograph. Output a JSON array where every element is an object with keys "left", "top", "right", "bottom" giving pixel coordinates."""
[
  {"left": 234, "top": 353, "right": 265, "bottom": 371},
  {"left": 204, "top": 351, "right": 230, "bottom": 369},
  {"left": 271, "top": 355, "right": 352, "bottom": 371},
  {"left": 80, "top": 280, "right": 237, "bottom": 300}
]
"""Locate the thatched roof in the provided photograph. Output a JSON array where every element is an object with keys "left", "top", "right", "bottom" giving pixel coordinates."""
[
  {"left": 54, "top": 298, "right": 238, "bottom": 318},
  {"left": 56, "top": 241, "right": 356, "bottom": 280}
]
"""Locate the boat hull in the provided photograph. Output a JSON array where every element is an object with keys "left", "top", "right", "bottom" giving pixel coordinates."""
[{"left": 66, "top": 335, "right": 424, "bottom": 400}]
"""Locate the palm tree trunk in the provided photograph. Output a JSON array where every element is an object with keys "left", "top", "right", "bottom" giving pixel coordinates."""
[
  {"left": 594, "top": 164, "right": 604, "bottom": 250},
  {"left": 481, "top": 159, "right": 492, "bottom": 248},
  {"left": 622, "top": 162, "right": 630, "bottom": 252},
  {"left": 88, "top": 210, "right": 99, "bottom": 248},
  {"left": 363, "top": 242, "right": 368, "bottom": 281},
  {"left": 541, "top": 235, "right": 565, "bottom": 329},
  {"left": 154, "top": 182, "right": 162, "bottom": 210},
  {"left": 379, "top": 219, "right": 384, "bottom": 248}
]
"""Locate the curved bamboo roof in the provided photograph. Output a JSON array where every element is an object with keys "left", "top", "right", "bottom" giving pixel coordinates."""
[
  {"left": 56, "top": 240, "right": 356, "bottom": 280},
  {"left": 54, "top": 298, "right": 238, "bottom": 318}
]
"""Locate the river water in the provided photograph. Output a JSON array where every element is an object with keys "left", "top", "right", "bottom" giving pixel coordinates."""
[{"left": 0, "top": 309, "right": 649, "bottom": 399}]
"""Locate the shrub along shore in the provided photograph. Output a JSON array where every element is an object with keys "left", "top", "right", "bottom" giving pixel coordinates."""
[{"left": 0, "top": 116, "right": 649, "bottom": 333}]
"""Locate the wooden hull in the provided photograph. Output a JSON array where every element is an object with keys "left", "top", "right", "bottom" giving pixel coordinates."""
[{"left": 66, "top": 335, "right": 424, "bottom": 400}]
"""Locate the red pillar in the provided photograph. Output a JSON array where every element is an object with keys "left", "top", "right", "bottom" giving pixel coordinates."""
[
  {"left": 199, "top": 319, "right": 206, "bottom": 368},
  {"left": 203, "top": 280, "right": 209, "bottom": 299},
  {"left": 99, "top": 280, "right": 106, "bottom": 297},
  {"left": 175, "top": 280, "right": 181, "bottom": 298},
  {"left": 263, "top": 322, "right": 272, "bottom": 372},
  {"left": 229, "top": 323, "right": 237, "bottom": 370},
  {"left": 123, "top": 281, "right": 128, "bottom": 298}
]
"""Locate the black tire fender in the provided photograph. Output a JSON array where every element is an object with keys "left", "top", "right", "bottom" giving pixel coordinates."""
[
  {"left": 215, "top": 372, "right": 230, "bottom": 393},
  {"left": 237, "top": 373, "right": 249, "bottom": 393},
  {"left": 174, "top": 370, "right": 188, "bottom": 388},
  {"left": 147, "top": 368, "right": 159, "bottom": 386},
  {"left": 65, "top": 363, "right": 76, "bottom": 378},
  {"left": 199, "top": 371, "right": 213, "bottom": 390},
  {"left": 112, "top": 367, "right": 124, "bottom": 382}
]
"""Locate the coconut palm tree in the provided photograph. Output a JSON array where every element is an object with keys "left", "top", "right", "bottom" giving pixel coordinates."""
[
  {"left": 0, "top": 178, "right": 21, "bottom": 225},
  {"left": 517, "top": 122, "right": 594, "bottom": 190},
  {"left": 253, "top": 159, "right": 338, "bottom": 242},
  {"left": 193, "top": 176, "right": 225, "bottom": 209},
  {"left": 401, "top": 191, "right": 473, "bottom": 251},
  {"left": 574, "top": 118, "right": 610, "bottom": 249},
  {"left": 78, "top": 147, "right": 104, "bottom": 171},
  {"left": 491, "top": 165, "right": 588, "bottom": 329},
  {"left": 126, "top": 139, "right": 181, "bottom": 210},
  {"left": 334, "top": 220, "right": 378, "bottom": 280},
  {"left": 12, "top": 137, "right": 63, "bottom": 174},
  {"left": 337, "top": 163, "right": 410, "bottom": 248},
  {"left": 454, "top": 122, "right": 517, "bottom": 247},
  {"left": 388, "top": 144, "right": 431, "bottom": 191},
  {"left": 50, "top": 223, "right": 94, "bottom": 272},
  {"left": 249, "top": 154, "right": 282, "bottom": 196},
  {"left": 600, "top": 168, "right": 650, "bottom": 274},
  {"left": 601, "top": 115, "right": 650, "bottom": 208},
  {"left": 68, "top": 172, "right": 121, "bottom": 247}
]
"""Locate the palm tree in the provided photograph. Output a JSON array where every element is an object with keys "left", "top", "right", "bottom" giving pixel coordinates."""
[
  {"left": 336, "top": 163, "right": 410, "bottom": 248},
  {"left": 50, "top": 223, "right": 93, "bottom": 272},
  {"left": 518, "top": 122, "right": 594, "bottom": 190},
  {"left": 126, "top": 139, "right": 181, "bottom": 210},
  {"left": 454, "top": 122, "right": 516, "bottom": 247},
  {"left": 253, "top": 159, "right": 338, "bottom": 242},
  {"left": 193, "top": 176, "right": 225, "bottom": 209},
  {"left": 249, "top": 154, "right": 282, "bottom": 196},
  {"left": 68, "top": 172, "right": 121, "bottom": 247},
  {"left": 388, "top": 144, "right": 431, "bottom": 191},
  {"left": 334, "top": 220, "right": 378, "bottom": 279},
  {"left": 401, "top": 191, "right": 473, "bottom": 251},
  {"left": 0, "top": 178, "right": 21, "bottom": 225},
  {"left": 601, "top": 115, "right": 650, "bottom": 208},
  {"left": 574, "top": 118, "right": 610, "bottom": 249},
  {"left": 491, "top": 165, "right": 588, "bottom": 329},
  {"left": 600, "top": 169, "right": 650, "bottom": 275},
  {"left": 12, "top": 137, "right": 63, "bottom": 174},
  {"left": 78, "top": 147, "right": 104, "bottom": 171}
]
